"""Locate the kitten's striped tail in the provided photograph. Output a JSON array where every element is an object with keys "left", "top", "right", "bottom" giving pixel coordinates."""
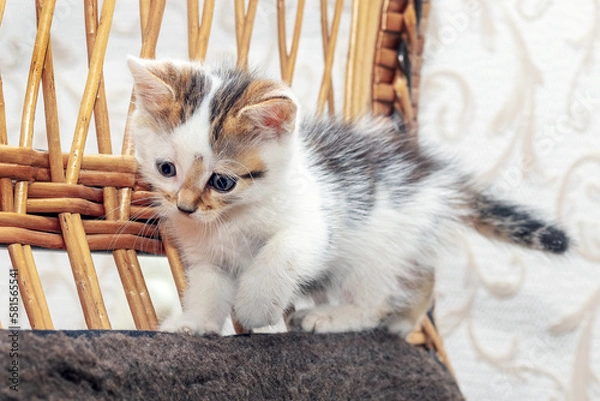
[{"left": 465, "top": 193, "right": 569, "bottom": 254}]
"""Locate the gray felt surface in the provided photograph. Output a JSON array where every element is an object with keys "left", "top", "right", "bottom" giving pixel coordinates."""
[{"left": 0, "top": 329, "right": 463, "bottom": 400}]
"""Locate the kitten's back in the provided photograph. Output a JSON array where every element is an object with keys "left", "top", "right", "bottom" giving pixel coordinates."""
[{"left": 300, "top": 115, "right": 569, "bottom": 254}]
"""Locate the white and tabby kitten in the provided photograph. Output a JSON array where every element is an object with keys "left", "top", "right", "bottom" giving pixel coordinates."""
[{"left": 128, "top": 57, "right": 569, "bottom": 337}]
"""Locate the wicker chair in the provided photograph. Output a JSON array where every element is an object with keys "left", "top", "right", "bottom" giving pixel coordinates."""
[{"left": 0, "top": 0, "right": 453, "bottom": 376}]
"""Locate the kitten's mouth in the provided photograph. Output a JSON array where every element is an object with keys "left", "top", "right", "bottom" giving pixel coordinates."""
[
  {"left": 177, "top": 204, "right": 198, "bottom": 215},
  {"left": 177, "top": 210, "right": 196, "bottom": 219},
  {"left": 172, "top": 206, "right": 220, "bottom": 223}
]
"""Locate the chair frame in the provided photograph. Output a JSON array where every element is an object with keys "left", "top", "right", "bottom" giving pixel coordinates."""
[{"left": 0, "top": 0, "right": 452, "bottom": 374}]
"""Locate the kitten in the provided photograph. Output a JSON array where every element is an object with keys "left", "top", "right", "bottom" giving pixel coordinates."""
[{"left": 127, "top": 57, "right": 569, "bottom": 337}]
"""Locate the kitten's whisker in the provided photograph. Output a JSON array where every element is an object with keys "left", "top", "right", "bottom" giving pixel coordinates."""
[
  {"left": 108, "top": 209, "right": 146, "bottom": 252},
  {"left": 222, "top": 215, "right": 253, "bottom": 260},
  {"left": 105, "top": 198, "right": 163, "bottom": 255},
  {"left": 214, "top": 214, "right": 233, "bottom": 268}
]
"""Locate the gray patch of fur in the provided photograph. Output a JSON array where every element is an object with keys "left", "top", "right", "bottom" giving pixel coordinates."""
[{"left": 300, "top": 116, "right": 441, "bottom": 226}]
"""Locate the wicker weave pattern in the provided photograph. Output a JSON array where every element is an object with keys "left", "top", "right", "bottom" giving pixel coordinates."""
[
  {"left": 372, "top": 0, "right": 430, "bottom": 135},
  {"left": 0, "top": 151, "right": 158, "bottom": 251},
  {"left": 0, "top": 0, "right": 449, "bottom": 373}
]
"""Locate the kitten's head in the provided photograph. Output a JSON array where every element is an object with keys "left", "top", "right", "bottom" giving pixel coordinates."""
[{"left": 128, "top": 57, "right": 298, "bottom": 223}]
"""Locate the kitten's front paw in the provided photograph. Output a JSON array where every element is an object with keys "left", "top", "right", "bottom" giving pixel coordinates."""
[
  {"left": 233, "top": 293, "right": 285, "bottom": 330},
  {"left": 286, "top": 306, "right": 376, "bottom": 333},
  {"left": 159, "top": 313, "right": 221, "bottom": 336},
  {"left": 286, "top": 308, "right": 334, "bottom": 333}
]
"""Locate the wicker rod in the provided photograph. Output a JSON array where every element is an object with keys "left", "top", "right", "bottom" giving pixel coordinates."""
[
  {"left": 344, "top": 0, "right": 361, "bottom": 119},
  {"left": 19, "top": 0, "right": 55, "bottom": 149},
  {"left": 110, "top": 219, "right": 159, "bottom": 332},
  {"left": 405, "top": 1, "right": 417, "bottom": 53},
  {"left": 86, "top": 0, "right": 158, "bottom": 331},
  {"left": 0, "top": 229, "right": 164, "bottom": 255},
  {"left": 0, "top": 167, "right": 136, "bottom": 189},
  {"left": 0, "top": 212, "right": 156, "bottom": 237},
  {"left": 393, "top": 73, "right": 412, "bottom": 125},
  {"left": 392, "top": 2, "right": 416, "bottom": 127},
  {"left": 6, "top": 198, "right": 156, "bottom": 222},
  {"left": 96, "top": 0, "right": 155, "bottom": 331},
  {"left": 119, "top": 0, "right": 165, "bottom": 153},
  {"left": 0, "top": 9, "right": 12, "bottom": 213},
  {"left": 139, "top": 0, "right": 150, "bottom": 33},
  {"left": 59, "top": 217, "right": 110, "bottom": 330},
  {"left": 84, "top": 1, "right": 112, "bottom": 156},
  {"left": 29, "top": 182, "right": 103, "bottom": 202},
  {"left": 127, "top": 248, "right": 159, "bottom": 327},
  {"left": 421, "top": 315, "right": 455, "bottom": 376},
  {"left": 316, "top": 0, "right": 344, "bottom": 115},
  {"left": 276, "top": 0, "right": 305, "bottom": 85},
  {"left": 192, "top": 0, "right": 215, "bottom": 61},
  {"left": 105, "top": 0, "right": 157, "bottom": 330},
  {"left": 159, "top": 224, "right": 187, "bottom": 300},
  {"left": 100, "top": 180, "right": 119, "bottom": 218},
  {"left": 140, "top": 0, "right": 166, "bottom": 60},
  {"left": 187, "top": 0, "right": 199, "bottom": 59},
  {"left": 112, "top": 0, "right": 169, "bottom": 327},
  {"left": 0, "top": 146, "right": 137, "bottom": 171},
  {"left": 0, "top": 0, "right": 4, "bottom": 33},
  {"left": 114, "top": 0, "right": 171, "bottom": 329},
  {"left": 36, "top": 0, "right": 64, "bottom": 184},
  {"left": 111, "top": 241, "right": 159, "bottom": 331},
  {"left": 7, "top": 244, "right": 48, "bottom": 328},
  {"left": 286, "top": 0, "right": 305, "bottom": 80},
  {"left": 65, "top": 0, "right": 113, "bottom": 184},
  {"left": 161, "top": 239, "right": 188, "bottom": 303},
  {"left": 13, "top": 0, "right": 56, "bottom": 211},
  {"left": 0, "top": 180, "right": 11, "bottom": 213},
  {"left": 344, "top": 0, "right": 383, "bottom": 119},
  {"left": 5, "top": 244, "right": 50, "bottom": 328},
  {"left": 57, "top": 0, "right": 116, "bottom": 330},
  {"left": 7, "top": 0, "right": 57, "bottom": 330},
  {"left": 0, "top": 29, "right": 12, "bottom": 331},
  {"left": 112, "top": 250, "right": 149, "bottom": 329},
  {"left": 276, "top": 1, "right": 287, "bottom": 80},
  {"left": 234, "top": 0, "right": 243, "bottom": 48},
  {"left": 0, "top": 32, "right": 9, "bottom": 213},
  {"left": 319, "top": 0, "right": 336, "bottom": 115},
  {"left": 234, "top": 0, "right": 258, "bottom": 70},
  {"left": 83, "top": 0, "right": 118, "bottom": 256},
  {"left": 120, "top": 0, "right": 167, "bottom": 159},
  {"left": 0, "top": 87, "right": 5, "bottom": 147},
  {"left": 141, "top": 1, "right": 187, "bottom": 306},
  {"left": 122, "top": 0, "right": 183, "bottom": 328}
]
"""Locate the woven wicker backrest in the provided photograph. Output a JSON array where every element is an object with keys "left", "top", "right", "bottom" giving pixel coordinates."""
[{"left": 0, "top": 0, "right": 450, "bottom": 372}]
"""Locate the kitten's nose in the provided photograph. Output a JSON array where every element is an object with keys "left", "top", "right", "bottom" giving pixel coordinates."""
[
  {"left": 177, "top": 188, "right": 200, "bottom": 214},
  {"left": 177, "top": 203, "right": 198, "bottom": 214}
]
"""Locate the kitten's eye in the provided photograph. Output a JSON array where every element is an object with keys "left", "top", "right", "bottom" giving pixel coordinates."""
[
  {"left": 157, "top": 161, "right": 176, "bottom": 177},
  {"left": 209, "top": 173, "right": 237, "bottom": 192}
]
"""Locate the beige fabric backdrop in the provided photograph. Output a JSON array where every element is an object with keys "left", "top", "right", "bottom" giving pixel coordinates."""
[{"left": 0, "top": 1, "right": 598, "bottom": 400}]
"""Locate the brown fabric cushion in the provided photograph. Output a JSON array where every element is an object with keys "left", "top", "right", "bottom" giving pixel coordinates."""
[{"left": 0, "top": 329, "right": 463, "bottom": 400}]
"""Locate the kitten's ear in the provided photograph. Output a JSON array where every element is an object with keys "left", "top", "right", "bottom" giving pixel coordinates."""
[
  {"left": 239, "top": 91, "right": 297, "bottom": 138},
  {"left": 128, "top": 56, "right": 176, "bottom": 109}
]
